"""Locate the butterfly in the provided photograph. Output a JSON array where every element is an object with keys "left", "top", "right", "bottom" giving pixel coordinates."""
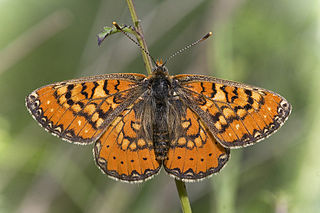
[{"left": 25, "top": 58, "right": 291, "bottom": 183}]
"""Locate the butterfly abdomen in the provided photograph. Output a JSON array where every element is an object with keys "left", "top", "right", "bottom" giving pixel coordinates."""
[
  {"left": 152, "top": 99, "right": 170, "bottom": 160},
  {"left": 153, "top": 129, "right": 169, "bottom": 160}
]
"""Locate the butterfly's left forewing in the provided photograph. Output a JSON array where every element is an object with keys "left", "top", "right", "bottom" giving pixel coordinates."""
[
  {"left": 26, "top": 73, "right": 146, "bottom": 144},
  {"left": 173, "top": 74, "right": 291, "bottom": 148}
]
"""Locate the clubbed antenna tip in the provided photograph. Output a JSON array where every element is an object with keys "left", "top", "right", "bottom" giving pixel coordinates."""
[
  {"left": 112, "top": 21, "right": 120, "bottom": 29},
  {"left": 200, "top": 32, "right": 213, "bottom": 41}
]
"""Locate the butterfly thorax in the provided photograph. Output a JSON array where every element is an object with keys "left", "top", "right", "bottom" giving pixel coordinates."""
[{"left": 150, "top": 66, "right": 172, "bottom": 160}]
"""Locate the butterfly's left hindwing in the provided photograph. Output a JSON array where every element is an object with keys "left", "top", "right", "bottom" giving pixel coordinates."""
[
  {"left": 94, "top": 97, "right": 161, "bottom": 183},
  {"left": 26, "top": 73, "right": 146, "bottom": 144},
  {"left": 173, "top": 74, "right": 291, "bottom": 148}
]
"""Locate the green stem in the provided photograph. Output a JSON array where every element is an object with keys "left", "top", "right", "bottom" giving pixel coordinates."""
[
  {"left": 175, "top": 179, "right": 192, "bottom": 213},
  {"left": 126, "top": 0, "right": 153, "bottom": 74},
  {"left": 125, "top": 1, "right": 192, "bottom": 212}
]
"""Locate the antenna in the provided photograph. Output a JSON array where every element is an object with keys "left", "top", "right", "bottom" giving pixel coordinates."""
[
  {"left": 163, "top": 32, "right": 213, "bottom": 66},
  {"left": 112, "top": 22, "right": 157, "bottom": 65}
]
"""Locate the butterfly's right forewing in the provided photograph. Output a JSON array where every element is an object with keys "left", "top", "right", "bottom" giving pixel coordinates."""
[{"left": 173, "top": 74, "right": 291, "bottom": 148}]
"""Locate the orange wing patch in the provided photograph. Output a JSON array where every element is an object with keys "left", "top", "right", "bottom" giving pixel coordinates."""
[
  {"left": 164, "top": 108, "right": 229, "bottom": 181},
  {"left": 26, "top": 74, "right": 146, "bottom": 144},
  {"left": 174, "top": 74, "right": 291, "bottom": 148},
  {"left": 94, "top": 99, "right": 161, "bottom": 182}
]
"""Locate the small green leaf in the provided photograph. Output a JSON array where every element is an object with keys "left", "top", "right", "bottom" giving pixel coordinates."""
[{"left": 97, "top": 24, "right": 135, "bottom": 46}]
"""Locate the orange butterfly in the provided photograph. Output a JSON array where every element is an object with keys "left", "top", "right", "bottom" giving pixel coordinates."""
[{"left": 25, "top": 58, "right": 291, "bottom": 182}]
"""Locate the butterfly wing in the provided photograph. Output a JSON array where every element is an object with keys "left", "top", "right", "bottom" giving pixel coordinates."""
[
  {"left": 94, "top": 97, "right": 161, "bottom": 182},
  {"left": 173, "top": 74, "right": 291, "bottom": 148},
  {"left": 26, "top": 73, "right": 147, "bottom": 144},
  {"left": 163, "top": 98, "right": 230, "bottom": 181}
]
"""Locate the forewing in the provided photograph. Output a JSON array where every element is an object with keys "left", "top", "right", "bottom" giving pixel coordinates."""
[
  {"left": 173, "top": 74, "right": 291, "bottom": 148},
  {"left": 26, "top": 73, "right": 146, "bottom": 144},
  {"left": 164, "top": 99, "right": 229, "bottom": 182},
  {"left": 94, "top": 97, "right": 161, "bottom": 183}
]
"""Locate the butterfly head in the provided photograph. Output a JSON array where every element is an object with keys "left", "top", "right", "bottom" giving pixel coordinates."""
[
  {"left": 156, "top": 59, "right": 165, "bottom": 67},
  {"left": 152, "top": 59, "right": 169, "bottom": 76}
]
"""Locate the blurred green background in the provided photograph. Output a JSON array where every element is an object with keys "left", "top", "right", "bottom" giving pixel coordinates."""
[{"left": 0, "top": 0, "right": 319, "bottom": 212}]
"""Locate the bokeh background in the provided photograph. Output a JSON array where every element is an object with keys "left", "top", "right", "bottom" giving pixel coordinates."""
[{"left": 0, "top": 0, "right": 319, "bottom": 212}]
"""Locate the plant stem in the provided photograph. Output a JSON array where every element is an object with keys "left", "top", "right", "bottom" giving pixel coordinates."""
[
  {"left": 125, "top": 1, "right": 192, "bottom": 212},
  {"left": 126, "top": 0, "right": 153, "bottom": 74},
  {"left": 175, "top": 179, "right": 192, "bottom": 213}
]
